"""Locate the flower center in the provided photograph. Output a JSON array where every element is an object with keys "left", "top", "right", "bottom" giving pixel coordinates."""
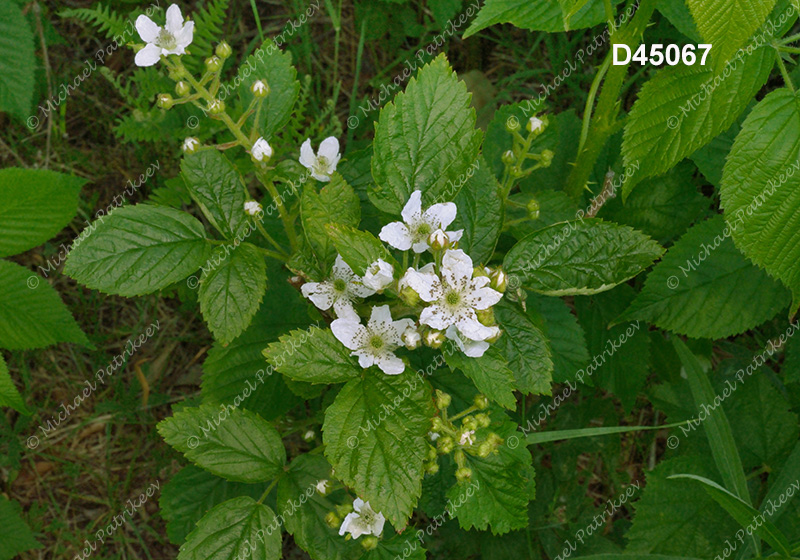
[
  {"left": 416, "top": 223, "right": 431, "bottom": 238},
  {"left": 369, "top": 335, "right": 384, "bottom": 351},
  {"left": 445, "top": 291, "right": 461, "bottom": 306},
  {"left": 314, "top": 156, "right": 330, "bottom": 175},
  {"left": 361, "top": 510, "right": 375, "bottom": 525},
  {"left": 156, "top": 28, "right": 178, "bottom": 50},
  {"left": 333, "top": 278, "right": 347, "bottom": 293}
]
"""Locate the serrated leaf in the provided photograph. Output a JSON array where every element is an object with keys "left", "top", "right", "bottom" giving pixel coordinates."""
[
  {"left": 199, "top": 243, "right": 267, "bottom": 345},
  {"left": 277, "top": 454, "right": 361, "bottom": 560},
  {"left": 0, "top": 2, "right": 35, "bottom": 122},
  {"left": 528, "top": 294, "right": 589, "bottom": 384},
  {"left": 264, "top": 326, "right": 360, "bottom": 384},
  {"left": 0, "top": 354, "right": 28, "bottom": 414},
  {"left": 445, "top": 344, "right": 517, "bottom": 409},
  {"left": 622, "top": 38, "right": 775, "bottom": 192},
  {"left": 617, "top": 216, "right": 790, "bottom": 338},
  {"left": 234, "top": 44, "right": 300, "bottom": 141},
  {"left": 158, "top": 403, "right": 285, "bottom": 483},
  {"left": 362, "top": 533, "right": 427, "bottom": 560},
  {"left": 451, "top": 158, "right": 503, "bottom": 264},
  {"left": 504, "top": 219, "right": 663, "bottom": 297},
  {"left": 493, "top": 300, "right": 553, "bottom": 395},
  {"left": 323, "top": 369, "right": 433, "bottom": 529},
  {"left": 0, "top": 496, "right": 41, "bottom": 560},
  {"left": 720, "top": 88, "right": 800, "bottom": 309},
  {"left": 686, "top": 0, "right": 777, "bottom": 67},
  {"left": 64, "top": 204, "right": 211, "bottom": 297},
  {"left": 464, "top": 0, "right": 613, "bottom": 37},
  {"left": 325, "top": 224, "right": 393, "bottom": 276},
  {"left": 300, "top": 173, "right": 361, "bottom": 270},
  {"left": 181, "top": 150, "right": 248, "bottom": 239},
  {"left": 0, "top": 168, "right": 84, "bottom": 258},
  {"left": 369, "top": 54, "right": 483, "bottom": 214},
  {"left": 690, "top": 109, "right": 747, "bottom": 187},
  {"left": 160, "top": 466, "right": 269, "bottom": 545},
  {"left": 0, "top": 260, "right": 90, "bottom": 350},
  {"left": 178, "top": 497, "right": 281, "bottom": 560},
  {"left": 447, "top": 422, "right": 535, "bottom": 535}
]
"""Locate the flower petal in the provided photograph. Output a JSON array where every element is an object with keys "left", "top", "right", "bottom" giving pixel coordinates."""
[
  {"left": 375, "top": 353, "right": 405, "bottom": 375},
  {"left": 134, "top": 43, "right": 162, "bottom": 67},
  {"left": 423, "top": 201, "right": 457, "bottom": 229},
  {"left": 403, "top": 269, "right": 442, "bottom": 302},
  {"left": 333, "top": 298, "right": 359, "bottom": 318},
  {"left": 353, "top": 498, "right": 365, "bottom": 512},
  {"left": 457, "top": 313, "right": 499, "bottom": 341},
  {"left": 447, "top": 228, "right": 464, "bottom": 242},
  {"left": 299, "top": 139, "right": 315, "bottom": 169},
  {"left": 356, "top": 353, "right": 375, "bottom": 369},
  {"left": 468, "top": 284, "right": 504, "bottom": 310},
  {"left": 331, "top": 318, "right": 365, "bottom": 350},
  {"left": 401, "top": 190, "right": 423, "bottom": 223},
  {"left": 372, "top": 512, "right": 386, "bottom": 537},
  {"left": 177, "top": 20, "right": 194, "bottom": 48},
  {"left": 420, "top": 305, "right": 454, "bottom": 330},
  {"left": 165, "top": 4, "right": 184, "bottom": 35},
  {"left": 302, "top": 282, "right": 335, "bottom": 310},
  {"left": 318, "top": 136, "right": 340, "bottom": 163},
  {"left": 440, "top": 249, "right": 473, "bottom": 287},
  {"left": 135, "top": 15, "right": 160, "bottom": 43},
  {"left": 379, "top": 221, "right": 413, "bottom": 251},
  {"left": 411, "top": 240, "right": 430, "bottom": 254},
  {"left": 332, "top": 255, "right": 353, "bottom": 278},
  {"left": 368, "top": 305, "right": 394, "bottom": 330}
]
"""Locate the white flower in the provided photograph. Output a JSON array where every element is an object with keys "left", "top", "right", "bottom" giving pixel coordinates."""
[
  {"left": 182, "top": 137, "right": 200, "bottom": 154},
  {"left": 362, "top": 259, "right": 394, "bottom": 292},
  {"left": 445, "top": 325, "right": 498, "bottom": 358},
  {"left": 404, "top": 249, "right": 503, "bottom": 343},
  {"left": 301, "top": 255, "right": 374, "bottom": 318},
  {"left": 379, "top": 190, "right": 463, "bottom": 253},
  {"left": 459, "top": 430, "right": 475, "bottom": 446},
  {"left": 331, "top": 305, "right": 414, "bottom": 375},
  {"left": 135, "top": 4, "right": 194, "bottom": 67},
  {"left": 339, "top": 498, "right": 385, "bottom": 539},
  {"left": 251, "top": 137, "right": 273, "bottom": 162},
  {"left": 251, "top": 79, "right": 269, "bottom": 97},
  {"left": 401, "top": 325, "right": 421, "bottom": 350},
  {"left": 429, "top": 432, "right": 440, "bottom": 441},
  {"left": 315, "top": 480, "right": 329, "bottom": 495},
  {"left": 299, "top": 137, "right": 341, "bottom": 182},
  {"left": 243, "top": 201, "right": 262, "bottom": 216}
]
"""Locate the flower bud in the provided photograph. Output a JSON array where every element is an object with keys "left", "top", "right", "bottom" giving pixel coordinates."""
[
  {"left": 251, "top": 137, "right": 273, "bottom": 163},
  {"left": 175, "top": 81, "right": 190, "bottom": 97},
  {"left": 454, "top": 449, "right": 466, "bottom": 466},
  {"left": 399, "top": 284, "right": 420, "bottom": 307},
  {"left": 303, "top": 429, "right": 315, "bottom": 442},
  {"left": 157, "top": 93, "right": 174, "bottom": 109},
  {"left": 473, "top": 266, "right": 489, "bottom": 278},
  {"left": 455, "top": 467, "right": 473, "bottom": 483},
  {"left": 510, "top": 166, "right": 525, "bottom": 178},
  {"left": 325, "top": 511, "right": 340, "bottom": 528},
  {"left": 244, "top": 200, "right": 263, "bottom": 216},
  {"left": 490, "top": 269, "right": 508, "bottom": 293},
  {"left": 475, "top": 412, "right": 491, "bottom": 427},
  {"left": 437, "top": 436, "right": 454, "bottom": 454},
  {"left": 427, "top": 445, "right": 438, "bottom": 461},
  {"left": 215, "top": 41, "right": 232, "bottom": 59},
  {"left": 205, "top": 55, "right": 223, "bottom": 72},
  {"left": 428, "top": 229, "right": 449, "bottom": 251},
  {"left": 474, "top": 394, "right": 490, "bottom": 410},
  {"left": 431, "top": 416, "right": 446, "bottom": 432},
  {"left": 527, "top": 116, "right": 545, "bottom": 134},
  {"left": 315, "top": 479, "right": 329, "bottom": 495},
  {"left": 402, "top": 326, "right": 421, "bottom": 350},
  {"left": 251, "top": 79, "right": 270, "bottom": 98},
  {"left": 424, "top": 329, "right": 445, "bottom": 349},
  {"left": 361, "top": 536, "right": 379, "bottom": 551},
  {"left": 487, "top": 432, "right": 504, "bottom": 447},
  {"left": 540, "top": 149, "right": 554, "bottom": 168},
  {"left": 207, "top": 99, "right": 225, "bottom": 114},
  {"left": 435, "top": 389, "right": 451, "bottom": 410},
  {"left": 501, "top": 150, "right": 516, "bottom": 166},
  {"left": 335, "top": 503, "right": 353, "bottom": 517},
  {"left": 182, "top": 137, "right": 200, "bottom": 154},
  {"left": 477, "top": 441, "right": 493, "bottom": 458},
  {"left": 462, "top": 416, "right": 478, "bottom": 432},
  {"left": 485, "top": 328, "right": 503, "bottom": 344},
  {"left": 425, "top": 461, "right": 440, "bottom": 475},
  {"left": 476, "top": 308, "right": 495, "bottom": 326},
  {"left": 527, "top": 197, "right": 540, "bottom": 220}
]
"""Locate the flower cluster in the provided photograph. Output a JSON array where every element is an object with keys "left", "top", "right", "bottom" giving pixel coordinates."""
[{"left": 300, "top": 190, "right": 507, "bottom": 374}]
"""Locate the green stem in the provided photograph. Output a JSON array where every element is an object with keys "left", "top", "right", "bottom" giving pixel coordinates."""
[
  {"left": 255, "top": 167, "right": 299, "bottom": 251},
  {"left": 578, "top": 54, "right": 612, "bottom": 155},
  {"left": 564, "top": 0, "right": 659, "bottom": 200},
  {"left": 257, "top": 478, "right": 279, "bottom": 504},
  {"left": 776, "top": 52, "right": 796, "bottom": 93},
  {"left": 255, "top": 220, "right": 290, "bottom": 257},
  {"left": 449, "top": 405, "right": 479, "bottom": 423}
]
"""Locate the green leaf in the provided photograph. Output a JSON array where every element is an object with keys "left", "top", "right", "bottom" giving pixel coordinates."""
[
  {"left": 669, "top": 474, "right": 792, "bottom": 556},
  {"left": 617, "top": 216, "right": 790, "bottom": 339},
  {"left": 525, "top": 420, "right": 690, "bottom": 445},
  {"left": 447, "top": 422, "right": 535, "bottom": 535},
  {"left": 277, "top": 454, "right": 362, "bottom": 560},
  {"left": 323, "top": 369, "right": 433, "bottom": 529},
  {"left": 0, "top": 496, "right": 41, "bottom": 560},
  {"left": 178, "top": 496, "right": 281, "bottom": 560},
  {"left": 300, "top": 173, "right": 361, "bottom": 270},
  {"left": 0, "top": 1, "right": 35, "bottom": 122},
  {"left": 199, "top": 243, "right": 267, "bottom": 345},
  {"left": 658, "top": 0, "right": 702, "bottom": 41},
  {"left": 362, "top": 534, "right": 427, "bottom": 560},
  {"left": 451, "top": 158, "right": 503, "bottom": 264},
  {"left": 369, "top": 54, "right": 483, "bottom": 214},
  {"left": 464, "top": 0, "right": 613, "bottom": 37},
  {"left": 64, "top": 204, "right": 211, "bottom": 297},
  {"left": 0, "top": 260, "right": 90, "bottom": 350},
  {"left": 493, "top": 300, "right": 554, "bottom": 395},
  {"left": 527, "top": 294, "right": 589, "bottom": 384},
  {"left": 325, "top": 224, "right": 393, "bottom": 276},
  {"left": 504, "top": 219, "right": 663, "bottom": 296},
  {"left": 264, "top": 326, "right": 360, "bottom": 384},
  {"left": 160, "top": 466, "right": 269, "bottom": 545},
  {"left": 690, "top": 110, "right": 747, "bottom": 188},
  {"left": 181, "top": 150, "right": 248, "bottom": 239},
  {"left": 0, "top": 354, "right": 28, "bottom": 414},
  {"left": 0, "top": 168, "right": 85, "bottom": 258},
  {"left": 686, "top": 0, "right": 777, "bottom": 67},
  {"left": 234, "top": 44, "right": 300, "bottom": 142},
  {"left": 445, "top": 345, "right": 517, "bottom": 409},
  {"left": 158, "top": 403, "right": 285, "bottom": 483},
  {"left": 622, "top": 39, "right": 775, "bottom": 192},
  {"left": 672, "top": 338, "right": 751, "bottom": 505},
  {"left": 720, "top": 88, "right": 800, "bottom": 309}
]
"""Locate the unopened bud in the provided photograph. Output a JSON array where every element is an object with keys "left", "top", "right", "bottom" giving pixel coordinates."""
[
  {"left": 399, "top": 284, "right": 420, "bottom": 307},
  {"left": 361, "top": 536, "right": 379, "bottom": 551},
  {"left": 437, "top": 436, "right": 454, "bottom": 454},
  {"left": 425, "top": 461, "right": 440, "bottom": 475},
  {"left": 215, "top": 41, "right": 232, "bottom": 59},
  {"left": 473, "top": 266, "right": 489, "bottom": 278},
  {"left": 527, "top": 198, "right": 540, "bottom": 220},
  {"left": 475, "top": 412, "right": 491, "bottom": 427},
  {"left": 402, "top": 326, "right": 421, "bottom": 350},
  {"left": 303, "top": 429, "right": 315, "bottom": 442},
  {"left": 490, "top": 269, "right": 508, "bottom": 292},
  {"left": 428, "top": 229, "right": 449, "bottom": 251},
  {"left": 157, "top": 93, "right": 174, "bottom": 109},
  {"left": 455, "top": 467, "right": 473, "bottom": 483},
  {"left": 424, "top": 329, "right": 445, "bottom": 349},
  {"left": 207, "top": 99, "right": 225, "bottom": 114},
  {"left": 325, "top": 511, "right": 340, "bottom": 528},
  {"left": 435, "top": 389, "right": 451, "bottom": 410},
  {"left": 474, "top": 395, "right": 489, "bottom": 410},
  {"left": 431, "top": 417, "right": 446, "bottom": 432},
  {"left": 205, "top": 55, "right": 223, "bottom": 72},
  {"left": 427, "top": 445, "right": 438, "bottom": 461},
  {"left": 251, "top": 137, "right": 273, "bottom": 163},
  {"left": 477, "top": 441, "right": 493, "bottom": 457},
  {"left": 527, "top": 116, "right": 545, "bottom": 133},
  {"left": 476, "top": 308, "right": 495, "bottom": 326},
  {"left": 501, "top": 150, "right": 515, "bottom": 166},
  {"left": 175, "top": 81, "right": 190, "bottom": 97},
  {"left": 182, "top": 137, "right": 200, "bottom": 154},
  {"left": 540, "top": 149, "right": 554, "bottom": 168},
  {"left": 510, "top": 166, "right": 525, "bottom": 178},
  {"left": 251, "top": 79, "right": 270, "bottom": 98},
  {"left": 462, "top": 416, "right": 478, "bottom": 432},
  {"left": 486, "top": 328, "right": 503, "bottom": 344}
]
